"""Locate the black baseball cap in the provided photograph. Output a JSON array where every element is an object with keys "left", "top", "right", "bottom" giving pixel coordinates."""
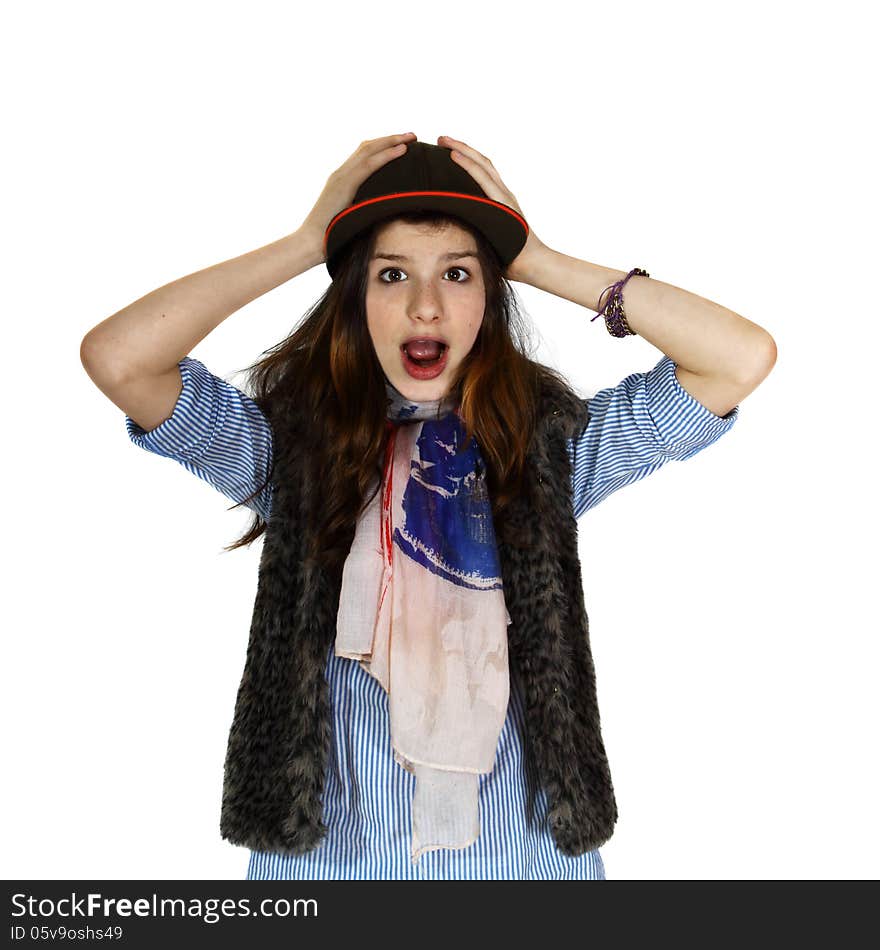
[{"left": 323, "top": 140, "right": 529, "bottom": 280}]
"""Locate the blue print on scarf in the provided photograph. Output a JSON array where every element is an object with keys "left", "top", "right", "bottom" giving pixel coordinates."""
[
  {"left": 396, "top": 402, "right": 420, "bottom": 422},
  {"left": 393, "top": 414, "right": 503, "bottom": 591}
]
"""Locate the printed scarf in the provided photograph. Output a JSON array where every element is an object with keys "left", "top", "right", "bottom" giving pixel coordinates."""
[{"left": 335, "top": 379, "right": 511, "bottom": 864}]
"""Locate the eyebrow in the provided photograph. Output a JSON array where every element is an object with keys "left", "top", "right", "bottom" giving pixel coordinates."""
[{"left": 371, "top": 250, "right": 479, "bottom": 262}]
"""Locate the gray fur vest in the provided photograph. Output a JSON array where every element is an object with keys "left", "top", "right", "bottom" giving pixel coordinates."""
[{"left": 220, "top": 374, "right": 618, "bottom": 856}]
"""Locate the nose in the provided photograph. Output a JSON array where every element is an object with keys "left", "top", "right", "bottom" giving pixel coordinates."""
[{"left": 407, "top": 280, "right": 444, "bottom": 323}]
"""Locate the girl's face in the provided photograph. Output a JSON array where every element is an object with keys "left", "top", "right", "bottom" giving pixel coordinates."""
[{"left": 365, "top": 219, "right": 486, "bottom": 402}]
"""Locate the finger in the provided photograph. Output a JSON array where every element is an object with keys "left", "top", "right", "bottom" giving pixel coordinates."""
[
  {"left": 438, "top": 135, "right": 495, "bottom": 169},
  {"left": 439, "top": 135, "right": 506, "bottom": 191},
  {"left": 367, "top": 140, "right": 410, "bottom": 170},
  {"left": 447, "top": 148, "right": 502, "bottom": 197},
  {"left": 442, "top": 141, "right": 510, "bottom": 202},
  {"left": 363, "top": 132, "right": 417, "bottom": 153},
  {"left": 450, "top": 147, "right": 524, "bottom": 215},
  {"left": 347, "top": 134, "right": 414, "bottom": 173}
]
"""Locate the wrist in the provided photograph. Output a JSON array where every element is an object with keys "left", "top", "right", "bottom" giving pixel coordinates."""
[
  {"left": 292, "top": 226, "right": 326, "bottom": 270},
  {"left": 506, "top": 237, "right": 553, "bottom": 285},
  {"left": 510, "top": 245, "right": 630, "bottom": 311}
]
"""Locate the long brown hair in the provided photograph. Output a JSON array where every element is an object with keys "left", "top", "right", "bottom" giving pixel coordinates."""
[{"left": 223, "top": 209, "right": 571, "bottom": 578}]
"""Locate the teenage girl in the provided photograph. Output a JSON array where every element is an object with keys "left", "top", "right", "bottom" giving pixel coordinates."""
[{"left": 81, "top": 132, "right": 774, "bottom": 880}]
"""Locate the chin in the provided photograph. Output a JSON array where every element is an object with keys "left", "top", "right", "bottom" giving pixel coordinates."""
[
  {"left": 383, "top": 362, "right": 452, "bottom": 403},
  {"left": 397, "top": 379, "right": 448, "bottom": 402}
]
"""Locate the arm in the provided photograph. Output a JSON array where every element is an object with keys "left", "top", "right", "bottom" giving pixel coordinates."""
[
  {"left": 125, "top": 356, "right": 275, "bottom": 522},
  {"left": 508, "top": 247, "right": 777, "bottom": 417},
  {"left": 569, "top": 355, "right": 739, "bottom": 518},
  {"left": 79, "top": 227, "right": 323, "bottom": 431},
  {"left": 431, "top": 134, "right": 776, "bottom": 417},
  {"left": 80, "top": 131, "right": 419, "bottom": 430}
]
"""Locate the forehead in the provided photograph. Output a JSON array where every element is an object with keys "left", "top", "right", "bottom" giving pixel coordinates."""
[{"left": 373, "top": 217, "right": 473, "bottom": 250}]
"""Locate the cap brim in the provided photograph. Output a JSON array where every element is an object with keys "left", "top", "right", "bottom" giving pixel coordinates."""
[{"left": 324, "top": 192, "right": 528, "bottom": 280}]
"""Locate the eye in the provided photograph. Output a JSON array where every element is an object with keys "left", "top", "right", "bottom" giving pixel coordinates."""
[{"left": 376, "top": 266, "right": 472, "bottom": 284}]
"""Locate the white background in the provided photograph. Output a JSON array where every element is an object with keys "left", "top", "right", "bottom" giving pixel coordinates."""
[{"left": 3, "top": 0, "right": 877, "bottom": 881}]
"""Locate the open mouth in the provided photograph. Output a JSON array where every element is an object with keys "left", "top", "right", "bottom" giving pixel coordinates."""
[
  {"left": 400, "top": 341, "right": 450, "bottom": 379},
  {"left": 400, "top": 341, "right": 448, "bottom": 367}
]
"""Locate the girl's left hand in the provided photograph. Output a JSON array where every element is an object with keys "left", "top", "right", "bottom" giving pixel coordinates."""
[{"left": 437, "top": 135, "right": 547, "bottom": 283}]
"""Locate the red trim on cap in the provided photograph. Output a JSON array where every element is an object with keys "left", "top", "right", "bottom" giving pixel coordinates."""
[{"left": 323, "top": 191, "right": 529, "bottom": 253}]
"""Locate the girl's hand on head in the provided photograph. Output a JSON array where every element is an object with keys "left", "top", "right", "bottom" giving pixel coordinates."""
[
  {"left": 299, "top": 132, "right": 417, "bottom": 263},
  {"left": 437, "top": 135, "right": 548, "bottom": 283}
]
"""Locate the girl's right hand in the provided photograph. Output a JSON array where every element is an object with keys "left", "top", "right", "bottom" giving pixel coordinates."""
[{"left": 299, "top": 132, "right": 417, "bottom": 263}]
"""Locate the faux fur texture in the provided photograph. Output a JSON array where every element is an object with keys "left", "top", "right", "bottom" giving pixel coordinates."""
[{"left": 219, "top": 374, "right": 619, "bottom": 856}]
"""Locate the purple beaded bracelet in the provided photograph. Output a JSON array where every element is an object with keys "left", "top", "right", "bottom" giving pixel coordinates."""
[{"left": 590, "top": 267, "right": 650, "bottom": 337}]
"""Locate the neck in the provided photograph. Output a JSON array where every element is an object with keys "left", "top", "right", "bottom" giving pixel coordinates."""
[{"left": 384, "top": 378, "right": 459, "bottom": 423}]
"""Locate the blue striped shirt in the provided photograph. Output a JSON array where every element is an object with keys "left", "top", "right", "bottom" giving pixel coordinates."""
[{"left": 125, "top": 354, "right": 738, "bottom": 879}]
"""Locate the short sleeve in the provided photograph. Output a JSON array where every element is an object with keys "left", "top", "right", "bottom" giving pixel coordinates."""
[
  {"left": 125, "top": 356, "right": 274, "bottom": 521},
  {"left": 568, "top": 354, "right": 739, "bottom": 517}
]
